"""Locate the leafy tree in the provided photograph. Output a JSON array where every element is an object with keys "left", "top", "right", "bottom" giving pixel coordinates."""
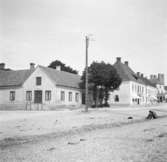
[
  {"left": 48, "top": 60, "right": 78, "bottom": 74},
  {"left": 80, "top": 61, "right": 122, "bottom": 107}
]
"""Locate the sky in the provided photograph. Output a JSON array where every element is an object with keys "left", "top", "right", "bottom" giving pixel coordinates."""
[{"left": 0, "top": 0, "right": 167, "bottom": 83}]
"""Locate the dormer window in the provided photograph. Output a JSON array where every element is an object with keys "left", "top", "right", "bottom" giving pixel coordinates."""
[{"left": 36, "top": 77, "right": 42, "bottom": 85}]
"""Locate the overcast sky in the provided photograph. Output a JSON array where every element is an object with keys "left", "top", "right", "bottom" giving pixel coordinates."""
[{"left": 0, "top": 0, "right": 167, "bottom": 82}]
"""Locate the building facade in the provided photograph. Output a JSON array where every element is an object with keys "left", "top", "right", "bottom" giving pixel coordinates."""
[
  {"left": 149, "top": 74, "right": 167, "bottom": 103},
  {"left": 0, "top": 64, "right": 82, "bottom": 110},
  {"left": 109, "top": 57, "right": 158, "bottom": 106}
]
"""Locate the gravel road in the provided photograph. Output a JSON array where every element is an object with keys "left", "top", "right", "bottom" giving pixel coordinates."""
[{"left": 1, "top": 117, "right": 167, "bottom": 162}]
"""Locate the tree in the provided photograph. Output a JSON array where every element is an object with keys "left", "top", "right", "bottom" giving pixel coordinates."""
[
  {"left": 80, "top": 61, "right": 122, "bottom": 107},
  {"left": 48, "top": 60, "right": 78, "bottom": 74}
]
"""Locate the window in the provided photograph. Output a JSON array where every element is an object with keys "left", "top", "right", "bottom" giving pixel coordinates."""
[
  {"left": 61, "top": 91, "right": 65, "bottom": 101},
  {"left": 26, "top": 91, "right": 32, "bottom": 101},
  {"left": 69, "top": 92, "right": 72, "bottom": 102},
  {"left": 114, "top": 95, "right": 119, "bottom": 102},
  {"left": 135, "top": 85, "right": 137, "bottom": 92},
  {"left": 137, "top": 86, "right": 139, "bottom": 93},
  {"left": 10, "top": 91, "right": 15, "bottom": 101},
  {"left": 45, "top": 91, "right": 51, "bottom": 101},
  {"left": 75, "top": 93, "right": 79, "bottom": 102},
  {"left": 36, "top": 77, "right": 42, "bottom": 85},
  {"left": 132, "top": 84, "right": 134, "bottom": 92}
]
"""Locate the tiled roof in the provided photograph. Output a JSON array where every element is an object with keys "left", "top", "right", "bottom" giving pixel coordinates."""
[
  {"left": 140, "top": 77, "right": 156, "bottom": 88},
  {"left": 164, "top": 86, "right": 167, "bottom": 91},
  {"left": 114, "top": 61, "right": 144, "bottom": 84},
  {"left": 0, "top": 66, "right": 81, "bottom": 89},
  {"left": 39, "top": 66, "right": 81, "bottom": 89},
  {"left": 0, "top": 69, "right": 34, "bottom": 88},
  {"left": 149, "top": 78, "right": 161, "bottom": 85},
  {"left": 114, "top": 61, "right": 156, "bottom": 87}
]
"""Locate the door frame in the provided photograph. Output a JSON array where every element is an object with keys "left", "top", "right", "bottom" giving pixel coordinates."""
[{"left": 34, "top": 90, "right": 43, "bottom": 103}]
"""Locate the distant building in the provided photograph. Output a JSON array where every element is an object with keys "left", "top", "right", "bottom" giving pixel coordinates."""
[
  {"left": 149, "top": 74, "right": 166, "bottom": 102},
  {"left": 0, "top": 63, "right": 82, "bottom": 110},
  {"left": 109, "top": 57, "right": 158, "bottom": 106}
]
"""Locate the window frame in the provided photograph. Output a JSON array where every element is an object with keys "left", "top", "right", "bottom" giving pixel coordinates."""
[
  {"left": 75, "top": 93, "right": 79, "bottom": 102},
  {"left": 45, "top": 90, "right": 51, "bottom": 101},
  {"left": 26, "top": 91, "right": 32, "bottom": 101},
  {"left": 36, "top": 77, "right": 42, "bottom": 86},
  {"left": 69, "top": 92, "right": 72, "bottom": 102},
  {"left": 10, "top": 91, "right": 15, "bottom": 101},
  {"left": 60, "top": 91, "right": 65, "bottom": 101}
]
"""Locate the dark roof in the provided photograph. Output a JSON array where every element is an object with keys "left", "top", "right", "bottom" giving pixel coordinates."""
[
  {"left": 140, "top": 77, "right": 156, "bottom": 88},
  {"left": 0, "top": 69, "right": 34, "bottom": 88},
  {"left": 164, "top": 86, "right": 167, "bottom": 91},
  {"left": 114, "top": 61, "right": 156, "bottom": 87},
  {"left": 149, "top": 78, "right": 161, "bottom": 85},
  {"left": 39, "top": 66, "right": 81, "bottom": 89},
  {"left": 114, "top": 61, "right": 144, "bottom": 84},
  {"left": 0, "top": 66, "right": 81, "bottom": 89}
]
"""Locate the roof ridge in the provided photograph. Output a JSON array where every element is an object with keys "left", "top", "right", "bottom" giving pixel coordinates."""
[
  {"left": 39, "top": 65, "right": 81, "bottom": 77},
  {"left": 38, "top": 65, "right": 81, "bottom": 89},
  {"left": 0, "top": 69, "right": 32, "bottom": 73},
  {"left": 114, "top": 61, "right": 144, "bottom": 84}
]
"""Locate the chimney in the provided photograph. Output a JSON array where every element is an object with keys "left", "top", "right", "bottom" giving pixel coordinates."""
[
  {"left": 116, "top": 57, "right": 121, "bottom": 62},
  {"left": 158, "top": 73, "right": 165, "bottom": 85},
  {"left": 124, "top": 61, "right": 128, "bottom": 66},
  {"left": 56, "top": 65, "right": 61, "bottom": 71},
  {"left": 137, "top": 72, "right": 140, "bottom": 77},
  {"left": 150, "top": 75, "right": 154, "bottom": 79},
  {"left": 0, "top": 63, "right": 5, "bottom": 70},
  {"left": 30, "top": 63, "right": 35, "bottom": 70},
  {"left": 141, "top": 73, "right": 144, "bottom": 78}
]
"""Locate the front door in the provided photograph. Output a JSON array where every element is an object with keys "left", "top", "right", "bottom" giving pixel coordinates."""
[
  {"left": 34, "top": 90, "right": 42, "bottom": 103},
  {"left": 137, "top": 98, "right": 140, "bottom": 105}
]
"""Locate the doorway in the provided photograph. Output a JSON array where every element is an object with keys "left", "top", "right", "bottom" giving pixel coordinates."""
[
  {"left": 34, "top": 90, "right": 42, "bottom": 103},
  {"left": 137, "top": 98, "right": 140, "bottom": 105}
]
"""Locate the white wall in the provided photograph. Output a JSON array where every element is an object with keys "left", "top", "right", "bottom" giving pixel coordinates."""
[
  {"left": 23, "top": 67, "right": 57, "bottom": 105},
  {"left": 156, "top": 84, "right": 166, "bottom": 94},
  {"left": 0, "top": 87, "right": 24, "bottom": 104},
  {"left": 130, "top": 81, "right": 146, "bottom": 105},
  {"left": 23, "top": 66, "right": 82, "bottom": 106},
  {"left": 0, "top": 66, "right": 82, "bottom": 109},
  {"left": 146, "top": 85, "right": 157, "bottom": 104},
  {"left": 110, "top": 81, "right": 131, "bottom": 105},
  {"left": 109, "top": 80, "right": 158, "bottom": 106},
  {"left": 56, "top": 86, "right": 82, "bottom": 106}
]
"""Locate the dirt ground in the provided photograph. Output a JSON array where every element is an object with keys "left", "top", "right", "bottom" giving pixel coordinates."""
[
  {"left": 0, "top": 117, "right": 167, "bottom": 162},
  {"left": 0, "top": 104, "right": 167, "bottom": 142},
  {"left": 0, "top": 105, "right": 167, "bottom": 162}
]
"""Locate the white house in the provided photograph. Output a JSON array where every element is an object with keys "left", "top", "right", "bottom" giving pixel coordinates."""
[
  {"left": 0, "top": 63, "right": 82, "bottom": 110},
  {"left": 109, "top": 57, "right": 158, "bottom": 106}
]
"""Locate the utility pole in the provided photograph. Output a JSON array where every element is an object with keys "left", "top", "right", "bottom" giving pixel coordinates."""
[{"left": 85, "top": 35, "right": 89, "bottom": 112}]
